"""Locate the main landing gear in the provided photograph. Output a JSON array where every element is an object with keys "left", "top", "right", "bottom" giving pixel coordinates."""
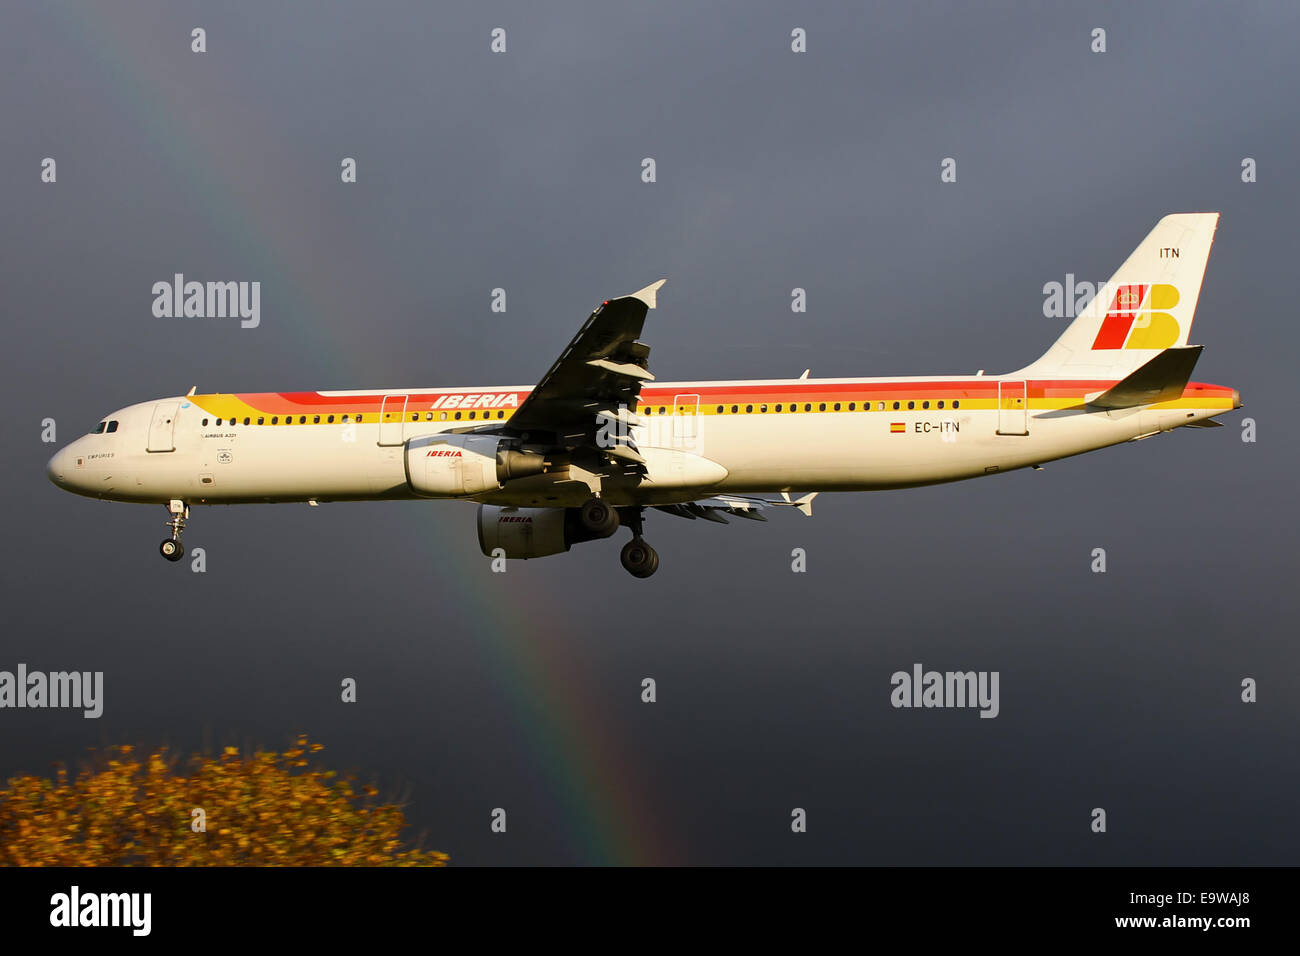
[
  {"left": 160, "top": 499, "right": 188, "bottom": 562},
  {"left": 578, "top": 497, "right": 620, "bottom": 538},
  {"left": 616, "top": 505, "right": 659, "bottom": 579},
  {"left": 620, "top": 537, "right": 659, "bottom": 578},
  {"left": 579, "top": 497, "right": 660, "bottom": 578}
]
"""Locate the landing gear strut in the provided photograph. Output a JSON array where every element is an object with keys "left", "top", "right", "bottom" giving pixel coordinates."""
[
  {"left": 160, "top": 499, "right": 188, "bottom": 562},
  {"left": 617, "top": 507, "right": 659, "bottom": 578}
]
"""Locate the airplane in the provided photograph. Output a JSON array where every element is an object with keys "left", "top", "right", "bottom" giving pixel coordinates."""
[{"left": 46, "top": 213, "right": 1239, "bottom": 578}]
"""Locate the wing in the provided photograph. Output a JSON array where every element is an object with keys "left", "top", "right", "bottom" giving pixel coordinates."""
[
  {"left": 655, "top": 492, "right": 819, "bottom": 523},
  {"left": 505, "top": 280, "right": 665, "bottom": 462}
]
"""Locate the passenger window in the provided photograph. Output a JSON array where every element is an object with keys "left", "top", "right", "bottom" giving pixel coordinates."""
[
  {"left": 356, "top": 415, "right": 363, "bottom": 423},
  {"left": 498, "top": 410, "right": 504, "bottom": 419},
  {"left": 877, "top": 402, "right": 885, "bottom": 411},
  {"left": 299, "top": 416, "right": 307, "bottom": 424},
  {"left": 425, "top": 412, "right": 433, "bottom": 421},
  {"left": 312, "top": 415, "right": 320, "bottom": 424},
  {"left": 202, "top": 418, "right": 209, "bottom": 426},
  {"left": 804, "top": 403, "right": 812, "bottom": 411},
  {"left": 775, "top": 404, "right": 783, "bottom": 412},
  {"left": 892, "top": 402, "right": 900, "bottom": 410},
  {"left": 257, "top": 417, "right": 265, "bottom": 425},
  {"left": 469, "top": 411, "right": 476, "bottom": 419},
  {"left": 819, "top": 403, "right": 827, "bottom": 411},
  {"left": 455, "top": 412, "right": 462, "bottom": 420},
  {"left": 849, "top": 403, "right": 856, "bottom": 411},
  {"left": 271, "top": 417, "right": 278, "bottom": 424},
  {"left": 745, "top": 405, "right": 753, "bottom": 413},
  {"left": 907, "top": 401, "right": 914, "bottom": 410},
  {"left": 922, "top": 401, "right": 929, "bottom": 409},
  {"left": 716, "top": 405, "right": 724, "bottom": 414},
  {"left": 243, "top": 417, "right": 250, "bottom": 425},
  {"left": 760, "top": 404, "right": 767, "bottom": 413},
  {"left": 342, "top": 415, "right": 350, "bottom": 423},
  {"left": 952, "top": 400, "right": 960, "bottom": 409},
  {"left": 106, "top": 420, "right": 119, "bottom": 433},
  {"left": 937, "top": 401, "right": 944, "bottom": 409},
  {"left": 439, "top": 412, "right": 447, "bottom": 421},
  {"left": 328, "top": 415, "right": 335, "bottom": 423},
  {"left": 410, "top": 413, "right": 418, "bottom": 421},
  {"left": 833, "top": 403, "right": 841, "bottom": 411},
  {"left": 731, "top": 405, "right": 738, "bottom": 414}
]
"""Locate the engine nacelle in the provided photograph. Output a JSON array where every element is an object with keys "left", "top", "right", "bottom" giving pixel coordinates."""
[
  {"left": 406, "top": 434, "right": 546, "bottom": 497},
  {"left": 477, "top": 505, "right": 573, "bottom": 559}
]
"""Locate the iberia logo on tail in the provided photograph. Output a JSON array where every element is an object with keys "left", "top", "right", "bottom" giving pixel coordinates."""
[{"left": 1090, "top": 283, "right": 1181, "bottom": 350}]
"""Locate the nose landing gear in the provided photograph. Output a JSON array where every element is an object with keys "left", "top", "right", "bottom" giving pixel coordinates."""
[{"left": 160, "top": 499, "right": 188, "bottom": 562}]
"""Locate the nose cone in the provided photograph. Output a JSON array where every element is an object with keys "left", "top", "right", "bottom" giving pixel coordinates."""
[{"left": 46, "top": 447, "right": 69, "bottom": 486}]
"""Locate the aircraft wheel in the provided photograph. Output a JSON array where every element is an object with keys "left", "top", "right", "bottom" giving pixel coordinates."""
[
  {"left": 579, "top": 497, "right": 620, "bottom": 538},
  {"left": 160, "top": 539, "right": 184, "bottom": 562},
  {"left": 621, "top": 538, "right": 659, "bottom": 578}
]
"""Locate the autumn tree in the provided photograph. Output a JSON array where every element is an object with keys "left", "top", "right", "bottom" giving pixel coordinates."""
[{"left": 0, "top": 736, "right": 447, "bottom": 866}]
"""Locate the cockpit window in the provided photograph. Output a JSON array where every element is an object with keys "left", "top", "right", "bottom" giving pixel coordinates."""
[
  {"left": 91, "top": 422, "right": 106, "bottom": 434},
  {"left": 106, "top": 420, "right": 119, "bottom": 433}
]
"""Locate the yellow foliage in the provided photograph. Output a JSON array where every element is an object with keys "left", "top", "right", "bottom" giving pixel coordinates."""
[{"left": 0, "top": 736, "right": 448, "bottom": 867}]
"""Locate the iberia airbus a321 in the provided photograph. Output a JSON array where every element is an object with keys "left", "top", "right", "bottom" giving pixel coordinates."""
[{"left": 47, "top": 213, "right": 1239, "bottom": 577}]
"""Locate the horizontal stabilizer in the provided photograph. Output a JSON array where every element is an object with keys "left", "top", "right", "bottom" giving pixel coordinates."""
[{"left": 1088, "top": 345, "right": 1203, "bottom": 410}]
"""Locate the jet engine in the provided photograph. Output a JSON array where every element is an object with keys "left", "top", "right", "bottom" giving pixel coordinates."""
[
  {"left": 406, "top": 434, "right": 546, "bottom": 497},
  {"left": 478, "top": 505, "right": 573, "bottom": 559},
  {"left": 477, "top": 504, "right": 618, "bottom": 559}
]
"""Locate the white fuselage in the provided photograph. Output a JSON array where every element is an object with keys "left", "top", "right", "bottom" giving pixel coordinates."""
[{"left": 46, "top": 374, "right": 1238, "bottom": 509}]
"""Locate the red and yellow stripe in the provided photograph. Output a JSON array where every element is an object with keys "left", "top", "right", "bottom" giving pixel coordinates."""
[{"left": 188, "top": 379, "right": 1238, "bottom": 424}]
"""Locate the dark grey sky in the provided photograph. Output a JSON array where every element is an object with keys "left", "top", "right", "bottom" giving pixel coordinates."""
[{"left": 2, "top": 1, "right": 1297, "bottom": 864}]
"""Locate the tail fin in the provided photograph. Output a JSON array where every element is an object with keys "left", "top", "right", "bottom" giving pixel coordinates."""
[{"left": 1018, "top": 213, "right": 1219, "bottom": 380}]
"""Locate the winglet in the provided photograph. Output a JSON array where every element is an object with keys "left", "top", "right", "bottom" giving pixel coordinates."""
[{"left": 628, "top": 279, "right": 667, "bottom": 309}]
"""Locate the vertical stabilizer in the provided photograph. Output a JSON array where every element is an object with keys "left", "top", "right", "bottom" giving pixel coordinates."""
[{"left": 1017, "top": 213, "right": 1219, "bottom": 380}]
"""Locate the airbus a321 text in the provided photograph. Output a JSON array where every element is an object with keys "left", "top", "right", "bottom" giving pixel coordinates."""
[{"left": 47, "top": 213, "right": 1240, "bottom": 578}]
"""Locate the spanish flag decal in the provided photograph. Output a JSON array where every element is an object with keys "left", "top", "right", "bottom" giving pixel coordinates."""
[{"left": 890, "top": 422, "right": 906, "bottom": 433}]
